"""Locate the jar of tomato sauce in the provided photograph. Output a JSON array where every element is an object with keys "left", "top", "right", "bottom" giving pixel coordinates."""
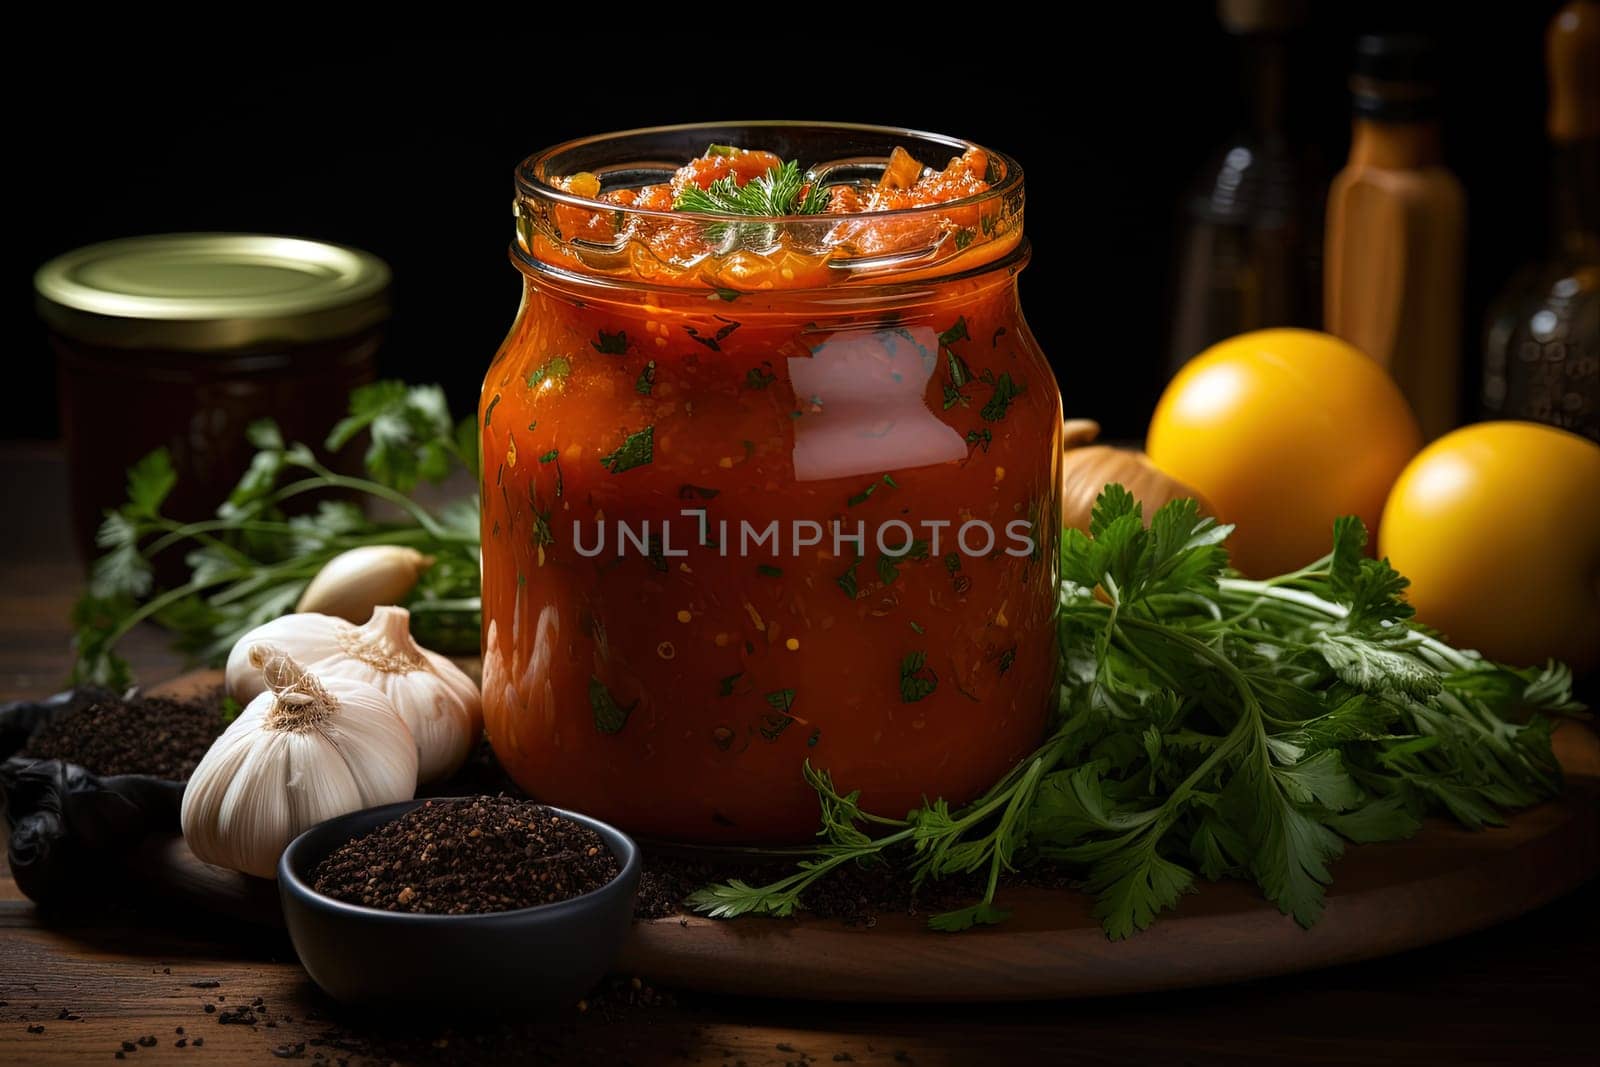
[{"left": 481, "top": 123, "right": 1061, "bottom": 842}]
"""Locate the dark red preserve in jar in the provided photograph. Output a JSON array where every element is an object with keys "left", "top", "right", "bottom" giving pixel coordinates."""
[{"left": 35, "top": 233, "right": 390, "bottom": 559}]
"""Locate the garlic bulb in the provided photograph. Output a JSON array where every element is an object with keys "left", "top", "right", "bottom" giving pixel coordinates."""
[
  {"left": 182, "top": 645, "right": 417, "bottom": 879},
  {"left": 226, "top": 606, "right": 482, "bottom": 783},
  {"left": 295, "top": 545, "right": 433, "bottom": 623},
  {"left": 1060, "top": 419, "right": 1213, "bottom": 531}
]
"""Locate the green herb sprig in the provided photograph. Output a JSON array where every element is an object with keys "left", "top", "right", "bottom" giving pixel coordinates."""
[
  {"left": 673, "top": 159, "right": 831, "bottom": 219},
  {"left": 689, "top": 488, "right": 1579, "bottom": 938},
  {"left": 673, "top": 158, "right": 831, "bottom": 248},
  {"left": 72, "top": 382, "right": 482, "bottom": 688}
]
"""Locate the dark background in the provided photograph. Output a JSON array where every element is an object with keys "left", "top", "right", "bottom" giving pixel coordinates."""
[{"left": 11, "top": 8, "right": 1560, "bottom": 441}]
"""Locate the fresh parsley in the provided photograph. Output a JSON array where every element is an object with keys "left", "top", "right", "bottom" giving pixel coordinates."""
[
  {"left": 73, "top": 382, "right": 481, "bottom": 687},
  {"left": 688, "top": 489, "right": 1577, "bottom": 939}
]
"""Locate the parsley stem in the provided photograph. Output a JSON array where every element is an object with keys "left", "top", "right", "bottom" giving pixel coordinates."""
[
  {"left": 271, "top": 470, "right": 469, "bottom": 542},
  {"left": 1219, "top": 578, "right": 1477, "bottom": 672}
]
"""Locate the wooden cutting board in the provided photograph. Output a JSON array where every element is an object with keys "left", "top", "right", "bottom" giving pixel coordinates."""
[{"left": 146, "top": 671, "right": 1600, "bottom": 1003}]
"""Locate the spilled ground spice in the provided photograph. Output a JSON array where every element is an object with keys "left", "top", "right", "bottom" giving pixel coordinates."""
[
  {"left": 633, "top": 851, "right": 1079, "bottom": 927},
  {"left": 311, "top": 797, "right": 619, "bottom": 915},
  {"left": 19, "top": 689, "right": 226, "bottom": 780}
]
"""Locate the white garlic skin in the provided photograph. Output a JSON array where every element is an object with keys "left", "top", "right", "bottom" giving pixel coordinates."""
[
  {"left": 225, "top": 607, "right": 483, "bottom": 783},
  {"left": 295, "top": 545, "right": 432, "bottom": 623},
  {"left": 181, "top": 667, "right": 417, "bottom": 879}
]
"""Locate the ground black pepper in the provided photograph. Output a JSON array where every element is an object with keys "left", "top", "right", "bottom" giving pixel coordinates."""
[
  {"left": 311, "top": 797, "right": 619, "bottom": 915},
  {"left": 19, "top": 689, "right": 226, "bottom": 779}
]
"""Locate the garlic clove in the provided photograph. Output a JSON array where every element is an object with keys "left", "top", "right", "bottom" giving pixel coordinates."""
[
  {"left": 224, "top": 607, "right": 483, "bottom": 784},
  {"left": 224, "top": 612, "right": 351, "bottom": 706},
  {"left": 343, "top": 607, "right": 482, "bottom": 783},
  {"left": 1063, "top": 418, "right": 1102, "bottom": 449},
  {"left": 295, "top": 545, "right": 433, "bottom": 624},
  {"left": 1060, "top": 444, "right": 1215, "bottom": 531}
]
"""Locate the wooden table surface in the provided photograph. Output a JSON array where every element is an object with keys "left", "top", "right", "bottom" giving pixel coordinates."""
[{"left": 1, "top": 444, "right": 1595, "bottom": 1066}]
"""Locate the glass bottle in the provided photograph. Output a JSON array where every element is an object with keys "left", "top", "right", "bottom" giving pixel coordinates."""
[
  {"left": 1483, "top": 1, "right": 1599, "bottom": 442},
  {"left": 1325, "top": 33, "right": 1467, "bottom": 442},
  {"left": 1168, "top": 0, "right": 1321, "bottom": 373}
]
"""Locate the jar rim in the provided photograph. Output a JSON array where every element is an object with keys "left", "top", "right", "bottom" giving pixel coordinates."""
[
  {"left": 513, "top": 237, "right": 1032, "bottom": 305},
  {"left": 517, "top": 121, "right": 1023, "bottom": 225}
]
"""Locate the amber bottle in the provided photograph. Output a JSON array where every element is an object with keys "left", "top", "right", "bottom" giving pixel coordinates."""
[{"left": 1324, "top": 34, "right": 1466, "bottom": 442}]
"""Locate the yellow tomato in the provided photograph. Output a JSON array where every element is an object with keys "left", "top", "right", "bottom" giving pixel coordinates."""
[
  {"left": 1380, "top": 421, "right": 1600, "bottom": 674},
  {"left": 1148, "top": 329, "right": 1421, "bottom": 577}
]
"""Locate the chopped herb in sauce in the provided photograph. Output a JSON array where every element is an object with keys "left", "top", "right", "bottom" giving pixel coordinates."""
[
  {"left": 538, "top": 449, "right": 559, "bottom": 463},
  {"left": 526, "top": 357, "right": 572, "bottom": 389},
  {"left": 966, "top": 429, "right": 993, "bottom": 452},
  {"left": 714, "top": 288, "right": 742, "bottom": 302},
  {"left": 758, "top": 714, "right": 793, "bottom": 742},
  {"left": 756, "top": 564, "right": 783, "bottom": 578},
  {"left": 685, "top": 318, "right": 742, "bottom": 352},
  {"left": 678, "top": 484, "right": 721, "bottom": 500},
  {"left": 483, "top": 393, "right": 502, "bottom": 427},
  {"left": 636, "top": 360, "right": 656, "bottom": 396},
  {"left": 848, "top": 483, "right": 877, "bottom": 507},
  {"left": 745, "top": 364, "right": 777, "bottom": 390},
  {"left": 599, "top": 426, "right": 654, "bottom": 474},
  {"left": 979, "top": 371, "right": 1024, "bottom": 423},
  {"left": 764, "top": 689, "right": 796, "bottom": 713},
  {"left": 836, "top": 555, "right": 863, "bottom": 599},
  {"left": 899, "top": 651, "right": 938, "bottom": 703},
  {"left": 593, "top": 330, "right": 629, "bottom": 355},
  {"left": 531, "top": 508, "right": 555, "bottom": 548},
  {"left": 938, "top": 317, "right": 970, "bottom": 347},
  {"left": 718, "top": 672, "right": 744, "bottom": 697},
  {"left": 590, "top": 678, "right": 635, "bottom": 734}
]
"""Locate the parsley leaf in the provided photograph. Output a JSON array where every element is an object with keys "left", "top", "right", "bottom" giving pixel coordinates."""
[
  {"left": 899, "top": 651, "right": 938, "bottom": 703},
  {"left": 525, "top": 356, "right": 572, "bottom": 389},
  {"left": 590, "top": 677, "right": 636, "bottom": 734},
  {"left": 599, "top": 426, "right": 654, "bottom": 474},
  {"left": 592, "top": 330, "right": 628, "bottom": 355},
  {"left": 688, "top": 488, "right": 1577, "bottom": 940}
]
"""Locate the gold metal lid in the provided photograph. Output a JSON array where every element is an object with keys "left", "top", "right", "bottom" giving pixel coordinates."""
[{"left": 34, "top": 233, "right": 391, "bottom": 351}]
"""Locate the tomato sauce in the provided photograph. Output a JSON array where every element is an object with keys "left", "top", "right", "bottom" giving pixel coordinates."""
[{"left": 481, "top": 129, "right": 1061, "bottom": 842}]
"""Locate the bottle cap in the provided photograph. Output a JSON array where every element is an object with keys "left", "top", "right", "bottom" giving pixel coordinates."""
[
  {"left": 1547, "top": 1, "right": 1600, "bottom": 141},
  {"left": 35, "top": 233, "right": 391, "bottom": 351},
  {"left": 1351, "top": 33, "right": 1442, "bottom": 122}
]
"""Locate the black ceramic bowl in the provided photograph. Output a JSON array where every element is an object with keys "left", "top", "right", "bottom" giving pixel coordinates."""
[{"left": 278, "top": 799, "right": 640, "bottom": 1007}]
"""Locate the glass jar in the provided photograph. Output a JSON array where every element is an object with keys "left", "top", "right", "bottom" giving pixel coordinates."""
[
  {"left": 35, "top": 234, "right": 390, "bottom": 561},
  {"left": 480, "top": 124, "right": 1061, "bottom": 843}
]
